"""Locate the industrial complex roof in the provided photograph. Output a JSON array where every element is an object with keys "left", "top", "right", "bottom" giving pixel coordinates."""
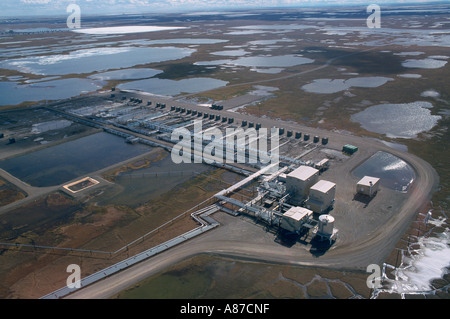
[
  {"left": 287, "top": 165, "right": 318, "bottom": 181},
  {"left": 310, "top": 180, "right": 336, "bottom": 194}
]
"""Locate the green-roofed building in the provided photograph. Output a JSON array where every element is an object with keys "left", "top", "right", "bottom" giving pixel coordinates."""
[{"left": 343, "top": 144, "right": 358, "bottom": 155}]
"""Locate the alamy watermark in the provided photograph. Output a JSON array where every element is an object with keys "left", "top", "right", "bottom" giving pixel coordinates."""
[
  {"left": 66, "top": 4, "right": 81, "bottom": 29},
  {"left": 366, "top": 4, "right": 381, "bottom": 29},
  {"left": 66, "top": 264, "right": 81, "bottom": 289},
  {"left": 366, "top": 264, "right": 382, "bottom": 289}
]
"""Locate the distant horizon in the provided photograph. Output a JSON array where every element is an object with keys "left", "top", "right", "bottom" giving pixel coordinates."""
[{"left": 1, "top": 0, "right": 449, "bottom": 18}]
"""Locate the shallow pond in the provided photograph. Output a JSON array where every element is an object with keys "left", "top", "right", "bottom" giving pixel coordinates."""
[
  {"left": 0, "top": 46, "right": 195, "bottom": 76},
  {"left": 117, "top": 77, "right": 228, "bottom": 96},
  {"left": 301, "top": 76, "right": 393, "bottom": 94},
  {"left": 0, "top": 78, "right": 102, "bottom": 106},
  {"left": 350, "top": 101, "right": 441, "bottom": 139},
  {"left": 0, "top": 132, "right": 151, "bottom": 187},
  {"left": 353, "top": 151, "right": 416, "bottom": 192}
]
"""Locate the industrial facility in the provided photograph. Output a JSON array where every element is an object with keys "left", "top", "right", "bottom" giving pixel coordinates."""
[
  {"left": 11, "top": 89, "right": 393, "bottom": 255},
  {"left": 33, "top": 90, "right": 349, "bottom": 249}
]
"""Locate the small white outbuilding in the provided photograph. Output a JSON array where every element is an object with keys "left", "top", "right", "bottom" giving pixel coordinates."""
[{"left": 356, "top": 176, "right": 380, "bottom": 197}]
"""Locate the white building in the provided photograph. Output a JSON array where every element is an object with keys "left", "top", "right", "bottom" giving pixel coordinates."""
[
  {"left": 356, "top": 176, "right": 380, "bottom": 197},
  {"left": 286, "top": 165, "right": 319, "bottom": 203},
  {"left": 305, "top": 180, "right": 336, "bottom": 214},
  {"left": 280, "top": 206, "right": 313, "bottom": 233},
  {"left": 315, "top": 158, "right": 330, "bottom": 172}
]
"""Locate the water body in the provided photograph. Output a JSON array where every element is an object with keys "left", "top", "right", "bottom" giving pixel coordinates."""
[
  {"left": 351, "top": 101, "right": 441, "bottom": 139},
  {"left": 0, "top": 46, "right": 195, "bottom": 76},
  {"left": 248, "top": 39, "right": 294, "bottom": 45},
  {"left": 420, "top": 90, "right": 440, "bottom": 98},
  {"left": 402, "top": 58, "right": 448, "bottom": 69},
  {"left": 72, "top": 26, "right": 187, "bottom": 35},
  {"left": 398, "top": 73, "right": 422, "bottom": 79},
  {"left": 118, "top": 38, "right": 229, "bottom": 46},
  {"left": 211, "top": 49, "right": 249, "bottom": 57},
  {"left": 194, "top": 59, "right": 234, "bottom": 66},
  {"left": 97, "top": 154, "right": 212, "bottom": 208},
  {"left": 250, "top": 67, "right": 285, "bottom": 74},
  {"left": 89, "top": 68, "right": 163, "bottom": 81},
  {"left": 0, "top": 78, "right": 102, "bottom": 106},
  {"left": 117, "top": 77, "right": 228, "bottom": 96},
  {"left": 231, "top": 24, "right": 316, "bottom": 30},
  {"left": 353, "top": 151, "right": 415, "bottom": 192},
  {"left": 229, "top": 54, "right": 314, "bottom": 68},
  {"left": 301, "top": 77, "right": 393, "bottom": 94},
  {"left": 224, "top": 30, "right": 267, "bottom": 35},
  {"left": 0, "top": 132, "right": 151, "bottom": 187}
]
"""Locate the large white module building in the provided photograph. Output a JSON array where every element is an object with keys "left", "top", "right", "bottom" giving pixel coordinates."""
[
  {"left": 305, "top": 180, "right": 336, "bottom": 214},
  {"left": 286, "top": 165, "right": 319, "bottom": 203}
]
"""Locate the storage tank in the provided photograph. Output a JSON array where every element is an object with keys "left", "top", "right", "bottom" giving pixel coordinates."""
[
  {"left": 318, "top": 215, "right": 334, "bottom": 236},
  {"left": 295, "top": 132, "right": 302, "bottom": 139}
]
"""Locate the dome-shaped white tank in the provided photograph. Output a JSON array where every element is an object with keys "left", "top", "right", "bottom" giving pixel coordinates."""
[{"left": 318, "top": 214, "right": 335, "bottom": 235}]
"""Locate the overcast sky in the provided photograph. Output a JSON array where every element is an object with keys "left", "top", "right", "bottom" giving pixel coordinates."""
[{"left": 2, "top": 0, "right": 447, "bottom": 17}]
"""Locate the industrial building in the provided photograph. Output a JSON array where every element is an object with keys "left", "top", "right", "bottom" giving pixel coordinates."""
[
  {"left": 280, "top": 206, "right": 314, "bottom": 234},
  {"left": 356, "top": 176, "right": 380, "bottom": 197},
  {"left": 315, "top": 158, "right": 330, "bottom": 172},
  {"left": 305, "top": 180, "right": 336, "bottom": 214},
  {"left": 286, "top": 165, "right": 319, "bottom": 204},
  {"left": 343, "top": 144, "right": 358, "bottom": 155}
]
